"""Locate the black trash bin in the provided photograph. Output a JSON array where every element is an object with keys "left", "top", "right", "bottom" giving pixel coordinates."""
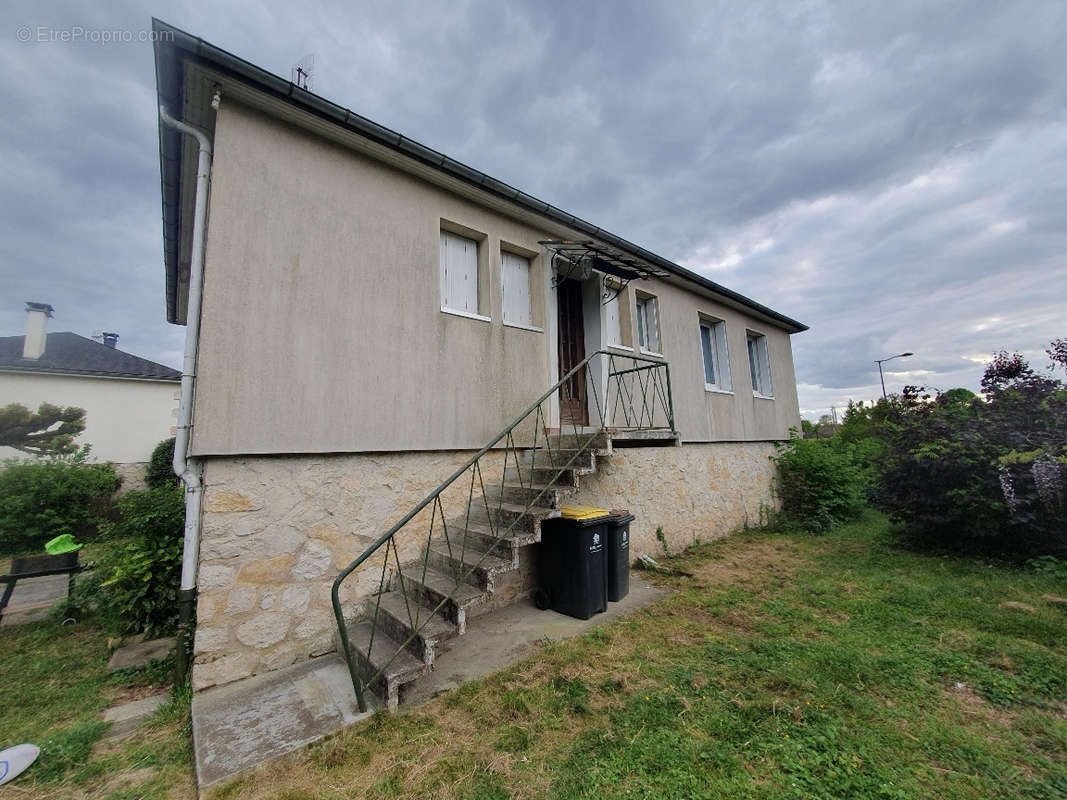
[
  {"left": 535, "top": 506, "right": 609, "bottom": 620},
  {"left": 605, "top": 510, "right": 634, "bottom": 602}
]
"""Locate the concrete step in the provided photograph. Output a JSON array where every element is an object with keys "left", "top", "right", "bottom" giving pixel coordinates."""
[
  {"left": 486, "top": 480, "right": 575, "bottom": 509},
  {"left": 366, "top": 590, "right": 460, "bottom": 665},
  {"left": 100, "top": 693, "right": 169, "bottom": 742},
  {"left": 504, "top": 464, "right": 581, "bottom": 488},
  {"left": 485, "top": 499, "right": 556, "bottom": 533},
  {"left": 608, "top": 428, "right": 680, "bottom": 447},
  {"left": 393, "top": 564, "right": 488, "bottom": 633},
  {"left": 445, "top": 500, "right": 555, "bottom": 538},
  {"left": 519, "top": 448, "right": 597, "bottom": 473},
  {"left": 439, "top": 519, "right": 525, "bottom": 560},
  {"left": 343, "top": 620, "right": 426, "bottom": 712},
  {"left": 426, "top": 542, "right": 515, "bottom": 592},
  {"left": 543, "top": 431, "right": 610, "bottom": 451}
]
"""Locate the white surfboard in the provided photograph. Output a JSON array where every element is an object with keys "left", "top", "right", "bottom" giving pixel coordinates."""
[{"left": 0, "top": 744, "right": 40, "bottom": 785}]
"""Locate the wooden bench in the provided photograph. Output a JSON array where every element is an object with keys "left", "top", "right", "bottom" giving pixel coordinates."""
[{"left": 0, "top": 551, "right": 86, "bottom": 624}]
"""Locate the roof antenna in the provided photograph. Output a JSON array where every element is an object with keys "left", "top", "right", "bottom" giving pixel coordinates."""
[{"left": 292, "top": 54, "right": 315, "bottom": 91}]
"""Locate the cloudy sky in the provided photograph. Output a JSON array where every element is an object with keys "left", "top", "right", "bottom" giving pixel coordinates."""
[{"left": 1, "top": 0, "right": 1064, "bottom": 419}]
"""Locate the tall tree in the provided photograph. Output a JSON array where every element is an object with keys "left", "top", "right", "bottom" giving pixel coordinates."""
[{"left": 0, "top": 403, "right": 86, "bottom": 455}]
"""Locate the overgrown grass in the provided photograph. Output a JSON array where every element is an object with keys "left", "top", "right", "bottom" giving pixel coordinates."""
[
  {"left": 212, "top": 510, "right": 1067, "bottom": 799},
  {"left": 0, "top": 548, "right": 194, "bottom": 797}
]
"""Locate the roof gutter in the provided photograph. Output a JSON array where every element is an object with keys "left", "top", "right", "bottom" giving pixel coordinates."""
[{"left": 158, "top": 95, "right": 216, "bottom": 679}]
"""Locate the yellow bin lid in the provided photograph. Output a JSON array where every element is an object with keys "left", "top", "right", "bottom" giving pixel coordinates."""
[{"left": 559, "top": 505, "right": 610, "bottom": 521}]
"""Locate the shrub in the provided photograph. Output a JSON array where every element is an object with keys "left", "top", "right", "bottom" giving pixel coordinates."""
[
  {"left": 773, "top": 435, "right": 866, "bottom": 532},
  {"left": 874, "top": 340, "right": 1067, "bottom": 557},
  {"left": 145, "top": 437, "right": 177, "bottom": 489},
  {"left": 0, "top": 448, "right": 120, "bottom": 555},
  {"left": 98, "top": 486, "right": 185, "bottom": 637}
]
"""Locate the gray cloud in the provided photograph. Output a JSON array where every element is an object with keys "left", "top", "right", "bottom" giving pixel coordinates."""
[{"left": 1, "top": 0, "right": 1064, "bottom": 420}]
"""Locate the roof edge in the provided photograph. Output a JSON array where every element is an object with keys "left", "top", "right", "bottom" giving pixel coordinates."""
[{"left": 151, "top": 18, "right": 808, "bottom": 333}]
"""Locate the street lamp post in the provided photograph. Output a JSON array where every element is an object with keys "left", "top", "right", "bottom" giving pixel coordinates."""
[{"left": 875, "top": 352, "right": 914, "bottom": 399}]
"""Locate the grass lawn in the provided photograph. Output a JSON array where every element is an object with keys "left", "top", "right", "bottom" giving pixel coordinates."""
[
  {"left": 0, "top": 545, "right": 194, "bottom": 798},
  {"left": 211, "top": 510, "right": 1067, "bottom": 800}
]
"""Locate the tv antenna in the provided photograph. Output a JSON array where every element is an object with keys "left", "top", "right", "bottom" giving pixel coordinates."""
[{"left": 292, "top": 54, "right": 315, "bottom": 91}]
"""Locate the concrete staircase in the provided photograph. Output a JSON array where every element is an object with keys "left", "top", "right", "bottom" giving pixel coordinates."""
[
  {"left": 337, "top": 429, "right": 678, "bottom": 710},
  {"left": 335, "top": 434, "right": 608, "bottom": 710}
]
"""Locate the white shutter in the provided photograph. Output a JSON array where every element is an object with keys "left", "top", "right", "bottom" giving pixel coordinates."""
[
  {"left": 501, "top": 251, "right": 531, "bottom": 326},
  {"left": 646, "top": 297, "right": 660, "bottom": 352},
  {"left": 604, "top": 288, "right": 622, "bottom": 346},
  {"left": 759, "top": 336, "right": 773, "bottom": 396},
  {"left": 747, "top": 333, "right": 772, "bottom": 395},
  {"left": 715, "top": 321, "right": 732, "bottom": 390},
  {"left": 440, "top": 231, "right": 478, "bottom": 314}
]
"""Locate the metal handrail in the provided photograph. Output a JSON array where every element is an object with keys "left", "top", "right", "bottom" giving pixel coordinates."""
[{"left": 332, "top": 349, "right": 675, "bottom": 711}]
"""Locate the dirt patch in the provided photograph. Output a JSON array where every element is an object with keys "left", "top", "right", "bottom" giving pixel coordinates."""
[
  {"left": 999, "top": 601, "right": 1037, "bottom": 614},
  {"left": 948, "top": 683, "right": 1014, "bottom": 727},
  {"left": 939, "top": 629, "right": 974, "bottom": 649},
  {"left": 105, "top": 685, "right": 169, "bottom": 705},
  {"left": 691, "top": 538, "right": 803, "bottom": 587}
]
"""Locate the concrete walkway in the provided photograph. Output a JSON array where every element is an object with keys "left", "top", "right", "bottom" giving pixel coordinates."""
[
  {"left": 192, "top": 575, "right": 665, "bottom": 788},
  {"left": 192, "top": 655, "right": 375, "bottom": 787}
]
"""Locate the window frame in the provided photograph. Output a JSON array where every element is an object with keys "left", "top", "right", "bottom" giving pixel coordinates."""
[
  {"left": 635, "top": 291, "right": 661, "bottom": 356},
  {"left": 500, "top": 248, "right": 536, "bottom": 330},
  {"left": 699, "top": 316, "right": 732, "bottom": 393},
  {"left": 439, "top": 223, "right": 490, "bottom": 322},
  {"left": 747, "top": 331, "right": 774, "bottom": 399}
]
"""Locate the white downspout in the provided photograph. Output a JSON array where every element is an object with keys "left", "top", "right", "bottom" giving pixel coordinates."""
[{"left": 159, "top": 93, "right": 217, "bottom": 675}]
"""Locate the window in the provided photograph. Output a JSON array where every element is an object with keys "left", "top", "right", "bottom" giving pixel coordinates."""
[
  {"left": 747, "top": 332, "right": 773, "bottom": 397},
  {"left": 699, "top": 318, "right": 731, "bottom": 391},
  {"left": 501, "top": 250, "right": 532, "bottom": 327},
  {"left": 602, "top": 279, "right": 631, "bottom": 349},
  {"left": 440, "top": 230, "right": 482, "bottom": 318},
  {"left": 636, "top": 293, "right": 660, "bottom": 353}
]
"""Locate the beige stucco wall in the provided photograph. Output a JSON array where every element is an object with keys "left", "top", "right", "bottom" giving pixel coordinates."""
[
  {"left": 190, "top": 100, "right": 801, "bottom": 458},
  {"left": 606, "top": 280, "right": 801, "bottom": 442},
  {"left": 193, "top": 101, "right": 555, "bottom": 456},
  {"left": 0, "top": 371, "right": 178, "bottom": 463},
  {"left": 191, "top": 440, "right": 777, "bottom": 691}
]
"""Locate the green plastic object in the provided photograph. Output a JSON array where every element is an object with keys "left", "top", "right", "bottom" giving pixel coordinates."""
[{"left": 44, "top": 534, "right": 82, "bottom": 555}]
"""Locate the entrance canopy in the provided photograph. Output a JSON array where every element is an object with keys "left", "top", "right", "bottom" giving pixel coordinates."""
[{"left": 541, "top": 240, "right": 671, "bottom": 285}]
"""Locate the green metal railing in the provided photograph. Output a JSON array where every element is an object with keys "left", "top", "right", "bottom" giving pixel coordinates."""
[{"left": 332, "top": 350, "right": 675, "bottom": 711}]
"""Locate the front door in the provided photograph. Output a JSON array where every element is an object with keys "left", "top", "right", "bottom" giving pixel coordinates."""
[{"left": 557, "top": 278, "right": 588, "bottom": 426}]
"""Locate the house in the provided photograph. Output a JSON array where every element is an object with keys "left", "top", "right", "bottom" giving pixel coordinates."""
[
  {"left": 152, "top": 20, "right": 807, "bottom": 707},
  {"left": 0, "top": 302, "right": 180, "bottom": 485}
]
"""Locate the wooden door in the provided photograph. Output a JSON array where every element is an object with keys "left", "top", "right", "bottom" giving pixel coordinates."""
[{"left": 557, "top": 279, "right": 588, "bottom": 426}]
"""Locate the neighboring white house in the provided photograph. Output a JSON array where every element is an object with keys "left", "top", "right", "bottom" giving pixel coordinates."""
[{"left": 0, "top": 303, "right": 181, "bottom": 482}]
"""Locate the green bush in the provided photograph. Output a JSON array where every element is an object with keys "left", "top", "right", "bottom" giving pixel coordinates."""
[
  {"left": 773, "top": 436, "right": 866, "bottom": 532},
  {"left": 0, "top": 448, "right": 120, "bottom": 555},
  {"left": 874, "top": 342, "right": 1067, "bottom": 557},
  {"left": 98, "top": 486, "right": 185, "bottom": 637},
  {"left": 145, "top": 437, "right": 177, "bottom": 489}
]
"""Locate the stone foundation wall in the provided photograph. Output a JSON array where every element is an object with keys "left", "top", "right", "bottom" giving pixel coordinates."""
[
  {"left": 112, "top": 462, "right": 148, "bottom": 494},
  {"left": 191, "top": 441, "right": 778, "bottom": 692},
  {"left": 192, "top": 451, "right": 505, "bottom": 691},
  {"left": 573, "top": 441, "right": 779, "bottom": 556}
]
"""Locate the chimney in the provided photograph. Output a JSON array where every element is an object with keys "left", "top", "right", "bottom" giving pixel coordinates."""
[
  {"left": 101, "top": 332, "right": 119, "bottom": 349},
  {"left": 23, "top": 302, "right": 54, "bottom": 359}
]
